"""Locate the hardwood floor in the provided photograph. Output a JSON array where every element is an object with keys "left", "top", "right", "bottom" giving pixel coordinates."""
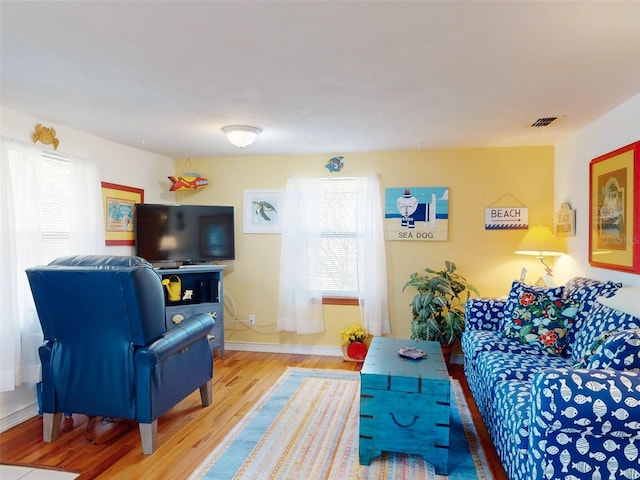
[{"left": 0, "top": 351, "right": 507, "bottom": 479}]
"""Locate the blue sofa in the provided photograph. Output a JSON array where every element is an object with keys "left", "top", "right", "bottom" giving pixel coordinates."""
[{"left": 462, "top": 277, "right": 640, "bottom": 480}]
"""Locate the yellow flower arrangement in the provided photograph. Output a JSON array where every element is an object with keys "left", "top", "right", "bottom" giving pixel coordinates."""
[{"left": 340, "top": 324, "right": 368, "bottom": 346}]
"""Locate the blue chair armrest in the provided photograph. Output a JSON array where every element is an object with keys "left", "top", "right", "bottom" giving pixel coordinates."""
[{"left": 136, "top": 313, "right": 214, "bottom": 365}]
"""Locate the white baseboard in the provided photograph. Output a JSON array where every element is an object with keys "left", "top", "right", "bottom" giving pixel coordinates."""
[
  {"left": 225, "top": 341, "right": 342, "bottom": 357},
  {"left": 224, "top": 341, "right": 464, "bottom": 364},
  {"left": 0, "top": 404, "right": 39, "bottom": 433}
]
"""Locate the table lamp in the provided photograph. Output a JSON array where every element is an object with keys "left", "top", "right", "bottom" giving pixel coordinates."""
[{"left": 514, "top": 225, "right": 566, "bottom": 286}]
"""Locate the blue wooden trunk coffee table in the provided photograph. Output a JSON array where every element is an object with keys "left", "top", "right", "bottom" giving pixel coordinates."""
[{"left": 359, "top": 337, "right": 450, "bottom": 474}]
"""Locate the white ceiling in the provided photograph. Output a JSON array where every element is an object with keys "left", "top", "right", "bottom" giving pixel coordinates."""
[{"left": 2, "top": 1, "right": 639, "bottom": 159}]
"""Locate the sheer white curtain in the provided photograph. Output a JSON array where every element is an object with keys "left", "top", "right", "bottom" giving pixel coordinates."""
[
  {"left": 277, "top": 177, "right": 324, "bottom": 334},
  {"left": 0, "top": 137, "right": 104, "bottom": 392},
  {"left": 277, "top": 175, "right": 390, "bottom": 335},
  {"left": 355, "top": 176, "right": 391, "bottom": 336}
]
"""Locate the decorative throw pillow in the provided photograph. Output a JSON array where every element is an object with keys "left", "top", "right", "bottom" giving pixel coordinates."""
[
  {"left": 502, "top": 281, "right": 565, "bottom": 330},
  {"left": 503, "top": 284, "right": 579, "bottom": 355},
  {"left": 572, "top": 301, "right": 640, "bottom": 364},
  {"left": 563, "top": 279, "right": 621, "bottom": 360},
  {"left": 597, "top": 286, "right": 640, "bottom": 319},
  {"left": 574, "top": 329, "right": 640, "bottom": 371}
]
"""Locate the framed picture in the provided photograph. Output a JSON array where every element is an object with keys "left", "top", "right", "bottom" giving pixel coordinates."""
[
  {"left": 384, "top": 187, "right": 449, "bottom": 241},
  {"left": 243, "top": 189, "right": 283, "bottom": 234},
  {"left": 101, "top": 182, "right": 144, "bottom": 246},
  {"left": 589, "top": 141, "right": 640, "bottom": 273}
]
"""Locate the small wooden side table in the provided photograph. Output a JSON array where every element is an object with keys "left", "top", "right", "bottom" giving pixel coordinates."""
[{"left": 359, "top": 337, "right": 450, "bottom": 474}]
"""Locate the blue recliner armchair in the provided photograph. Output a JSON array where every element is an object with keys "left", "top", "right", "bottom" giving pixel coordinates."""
[{"left": 25, "top": 255, "right": 215, "bottom": 454}]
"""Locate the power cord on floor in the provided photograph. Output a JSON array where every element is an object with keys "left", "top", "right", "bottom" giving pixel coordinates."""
[{"left": 85, "top": 416, "right": 132, "bottom": 445}]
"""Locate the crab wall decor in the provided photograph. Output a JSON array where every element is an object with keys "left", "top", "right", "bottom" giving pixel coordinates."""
[{"left": 32, "top": 124, "right": 59, "bottom": 150}]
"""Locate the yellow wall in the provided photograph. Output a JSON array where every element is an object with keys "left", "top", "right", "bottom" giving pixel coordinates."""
[{"left": 174, "top": 146, "right": 554, "bottom": 348}]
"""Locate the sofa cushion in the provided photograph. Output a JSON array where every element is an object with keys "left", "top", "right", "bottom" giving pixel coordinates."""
[
  {"left": 473, "top": 351, "right": 572, "bottom": 420},
  {"left": 503, "top": 285, "right": 578, "bottom": 355},
  {"left": 572, "top": 301, "right": 640, "bottom": 363},
  {"left": 465, "top": 297, "right": 507, "bottom": 331},
  {"left": 576, "top": 329, "right": 640, "bottom": 371},
  {"left": 462, "top": 329, "right": 545, "bottom": 362}
]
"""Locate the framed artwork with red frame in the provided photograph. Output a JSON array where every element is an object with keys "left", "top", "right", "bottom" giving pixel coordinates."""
[
  {"left": 589, "top": 140, "right": 640, "bottom": 274},
  {"left": 101, "top": 182, "right": 144, "bottom": 246}
]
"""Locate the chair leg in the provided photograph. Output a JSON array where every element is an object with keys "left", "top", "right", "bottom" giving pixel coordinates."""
[
  {"left": 43, "top": 412, "right": 62, "bottom": 442},
  {"left": 139, "top": 420, "right": 158, "bottom": 455},
  {"left": 199, "top": 380, "right": 212, "bottom": 406}
]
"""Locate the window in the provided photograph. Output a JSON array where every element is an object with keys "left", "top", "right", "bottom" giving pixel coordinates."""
[
  {"left": 277, "top": 175, "right": 390, "bottom": 336},
  {"left": 316, "top": 178, "right": 358, "bottom": 297},
  {"left": 1, "top": 138, "right": 103, "bottom": 391}
]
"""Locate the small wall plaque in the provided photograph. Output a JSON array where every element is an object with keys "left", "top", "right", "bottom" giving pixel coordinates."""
[{"left": 555, "top": 202, "right": 576, "bottom": 237}]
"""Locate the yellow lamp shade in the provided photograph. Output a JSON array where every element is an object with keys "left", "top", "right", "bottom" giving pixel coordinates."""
[{"left": 514, "top": 225, "right": 565, "bottom": 257}]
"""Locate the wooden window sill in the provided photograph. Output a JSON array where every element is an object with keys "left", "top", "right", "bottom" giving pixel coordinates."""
[{"left": 322, "top": 297, "right": 359, "bottom": 306}]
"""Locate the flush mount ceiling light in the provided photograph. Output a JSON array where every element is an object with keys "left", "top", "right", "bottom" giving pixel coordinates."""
[{"left": 222, "top": 125, "right": 262, "bottom": 148}]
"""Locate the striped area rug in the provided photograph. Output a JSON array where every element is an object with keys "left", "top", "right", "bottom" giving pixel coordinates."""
[{"left": 189, "top": 367, "right": 492, "bottom": 480}]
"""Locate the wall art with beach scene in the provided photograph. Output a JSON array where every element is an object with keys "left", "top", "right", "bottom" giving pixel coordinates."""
[
  {"left": 384, "top": 187, "right": 449, "bottom": 241},
  {"left": 589, "top": 140, "right": 640, "bottom": 274}
]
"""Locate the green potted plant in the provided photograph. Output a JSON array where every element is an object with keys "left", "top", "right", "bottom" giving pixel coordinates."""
[{"left": 403, "top": 260, "right": 479, "bottom": 361}]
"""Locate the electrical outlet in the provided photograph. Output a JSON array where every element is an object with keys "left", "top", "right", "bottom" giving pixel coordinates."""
[{"left": 248, "top": 314, "right": 256, "bottom": 326}]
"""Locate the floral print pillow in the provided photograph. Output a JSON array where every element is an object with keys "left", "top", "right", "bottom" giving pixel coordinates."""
[
  {"left": 503, "top": 286, "right": 580, "bottom": 356},
  {"left": 501, "top": 281, "right": 564, "bottom": 330}
]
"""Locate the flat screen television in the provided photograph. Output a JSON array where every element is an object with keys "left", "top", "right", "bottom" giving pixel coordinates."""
[{"left": 135, "top": 204, "right": 235, "bottom": 265}]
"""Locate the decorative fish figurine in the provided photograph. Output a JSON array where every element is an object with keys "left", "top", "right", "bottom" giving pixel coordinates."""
[
  {"left": 625, "top": 397, "right": 640, "bottom": 408},
  {"left": 592, "top": 465, "right": 602, "bottom": 480},
  {"left": 556, "top": 433, "right": 573, "bottom": 445},
  {"left": 585, "top": 381, "right": 607, "bottom": 392},
  {"left": 325, "top": 156, "right": 344, "bottom": 173},
  {"left": 607, "top": 457, "right": 619, "bottom": 478},
  {"left": 253, "top": 201, "right": 277, "bottom": 221},
  {"left": 574, "top": 394, "right": 592, "bottom": 404},
  {"left": 560, "top": 449, "right": 571, "bottom": 472},
  {"left": 32, "top": 124, "right": 59, "bottom": 150},
  {"left": 592, "top": 398, "right": 607, "bottom": 422},
  {"left": 612, "top": 408, "right": 630, "bottom": 420},
  {"left": 576, "top": 436, "right": 590, "bottom": 455},
  {"left": 620, "top": 468, "right": 640, "bottom": 479},
  {"left": 604, "top": 439, "right": 622, "bottom": 451},
  {"left": 572, "top": 462, "right": 593, "bottom": 474},
  {"left": 168, "top": 174, "right": 209, "bottom": 191},
  {"left": 624, "top": 441, "right": 639, "bottom": 462}
]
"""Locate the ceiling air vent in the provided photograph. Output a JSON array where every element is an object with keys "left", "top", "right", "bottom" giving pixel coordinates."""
[{"left": 530, "top": 117, "right": 558, "bottom": 128}]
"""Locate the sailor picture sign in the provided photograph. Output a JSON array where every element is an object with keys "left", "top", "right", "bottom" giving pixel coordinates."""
[{"left": 385, "top": 187, "right": 449, "bottom": 241}]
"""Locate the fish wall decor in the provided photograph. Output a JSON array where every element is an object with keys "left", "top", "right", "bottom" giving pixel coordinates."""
[
  {"left": 325, "top": 156, "right": 344, "bottom": 173},
  {"left": 168, "top": 174, "right": 209, "bottom": 191}
]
